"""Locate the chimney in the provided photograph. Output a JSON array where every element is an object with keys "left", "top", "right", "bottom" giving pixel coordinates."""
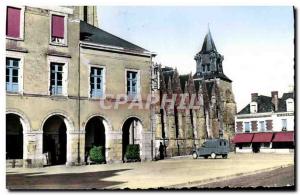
[
  {"left": 251, "top": 93, "right": 258, "bottom": 102},
  {"left": 271, "top": 91, "right": 278, "bottom": 111}
]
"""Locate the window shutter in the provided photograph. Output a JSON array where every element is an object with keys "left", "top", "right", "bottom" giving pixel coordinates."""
[
  {"left": 236, "top": 122, "right": 243, "bottom": 132},
  {"left": 6, "top": 7, "right": 21, "bottom": 38},
  {"left": 266, "top": 120, "right": 273, "bottom": 131},
  {"left": 251, "top": 121, "right": 258, "bottom": 132},
  {"left": 52, "top": 15, "right": 64, "bottom": 38}
]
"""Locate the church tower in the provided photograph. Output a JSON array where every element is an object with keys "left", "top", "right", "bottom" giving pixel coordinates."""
[
  {"left": 193, "top": 28, "right": 237, "bottom": 139},
  {"left": 194, "top": 29, "right": 231, "bottom": 82},
  {"left": 73, "top": 6, "right": 99, "bottom": 27}
]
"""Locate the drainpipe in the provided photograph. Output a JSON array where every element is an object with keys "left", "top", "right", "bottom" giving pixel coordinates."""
[
  {"left": 150, "top": 55, "right": 154, "bottom": 161},
  {"left": 77, "top": 41, "right": 81, "bottom": 165}
]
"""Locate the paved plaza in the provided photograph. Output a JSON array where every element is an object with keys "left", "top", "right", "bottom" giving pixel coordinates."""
[{"left": 6, "top": 153, "right": 294, "bottom": 190}]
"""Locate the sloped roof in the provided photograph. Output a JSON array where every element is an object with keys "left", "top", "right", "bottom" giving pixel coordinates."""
[
  {"left": 193, "top": 72, "right": 232, "bottom": 83},
  {"left": 80, "top": 21, "right": 149, "bottom": 53},
  {"left": 161, "top": 67, "right": 175, "bottom": 86},
  {"left": 238, "top": 93, "right": 294, "bottom": 114},
  {"left": 198, "top": 30, "right": 217, "bottom": 54},
  {"left": 179, "top": 74, "right": 189, "bottom": 91}
]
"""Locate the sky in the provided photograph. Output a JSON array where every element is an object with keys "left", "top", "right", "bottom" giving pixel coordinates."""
[{"left": 97, "top": 6, "right": 294, "bottom": 111}]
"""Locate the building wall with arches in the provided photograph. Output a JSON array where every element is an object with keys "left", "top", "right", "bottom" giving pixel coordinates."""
[
  {"left": 6, "top": 6, "right": 154, "bottom": 168},
  {"left": 7, "top": 94, "right": 153, "bottom": 167}
]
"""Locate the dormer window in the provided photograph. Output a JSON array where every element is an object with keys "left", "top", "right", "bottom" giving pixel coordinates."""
[
  {"left": 286, "top": 98, "right": 294, "bottom": 112},
  {"left": 250, "top": 102, "right": 257, "bottom": 113}
]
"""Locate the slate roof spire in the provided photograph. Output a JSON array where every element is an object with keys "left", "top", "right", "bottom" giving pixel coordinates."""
[{"left": 199, "top": 27, "right": 217, "bottom": 54}]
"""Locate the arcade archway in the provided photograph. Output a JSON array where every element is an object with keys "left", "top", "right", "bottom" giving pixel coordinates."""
[
  {"left": 6, "top": 114, "right": 23, "bottom": 160},
  {"left": 84, "top": 116, "right": 106, "bottom": 162},
  {"left": 43, "top": 115, "right": 67, "bottom": 165},
  {"left": 122, "top": 117, "right": 143, "bottom": 161}
]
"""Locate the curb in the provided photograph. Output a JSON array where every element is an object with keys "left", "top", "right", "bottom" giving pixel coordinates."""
[{"left": 165, "top": 164, "right": 293, "bottom": 188}]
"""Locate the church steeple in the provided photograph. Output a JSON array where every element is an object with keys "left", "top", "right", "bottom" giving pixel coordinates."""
[
  {"left": 199, "top": 28, "right": 217, "bottom": 54},
  {"left": 194, "top": 28, "right": 231, "bottom": 82}
]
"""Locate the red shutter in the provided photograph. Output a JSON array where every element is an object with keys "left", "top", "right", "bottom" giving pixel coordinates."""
[
  {"left": 266, "top": 120, "right": 273, "bottom": 130},
  {"left": 52, "top": 15, "right": 64, "bottom": 38},
  {"left": 251, "top": 121, "right": 258, "bottom": 131},
  {"left": 236, "top": 122, "right": 243, "bottom": 132},
  {"left": 6, "top": 7, "right": 21, "bottom": 38}
]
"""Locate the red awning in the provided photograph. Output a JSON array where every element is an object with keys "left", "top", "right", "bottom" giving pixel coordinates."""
[
  {"left": 272, "top": 132, "right": 294, "bottom": 142},
  {"left": 252, "top": 132, "right": 273, "bottom": 143},
  {"left": 233, "top": 133, "right": 254, "bottom": 143}
]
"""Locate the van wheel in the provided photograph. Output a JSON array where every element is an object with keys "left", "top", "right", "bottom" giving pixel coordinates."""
[
  {"left": 211, "top": 153, "right": 216, "bottom": 159},
  {"left": 222, "top": 154, "right": 228, "bottom": 159},
  {"left": 192, "top": 152, "right": 198, "bottom": 159}
]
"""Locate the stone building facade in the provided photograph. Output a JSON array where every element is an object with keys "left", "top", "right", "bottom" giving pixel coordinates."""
[
  {"left": 6, "top": 6, "right": 155, "bottom": 168},
  {"left": 153, "top": 30, "right": 237, "bottom": 157}
]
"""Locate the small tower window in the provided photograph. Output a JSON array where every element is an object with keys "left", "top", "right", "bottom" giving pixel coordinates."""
[
  {"left": 207, "top": 65, "right": 210, "bottom": 72},
  {"left": 202, "top": 65, "right": 205, "bottom": 72}
]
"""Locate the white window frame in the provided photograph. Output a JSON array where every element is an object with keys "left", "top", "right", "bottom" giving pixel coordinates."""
[
  {"left": 244, "top": 122, "right": 251, "bottom": 133},
  {"left": 286, "top": 98, "right": 294, "bottom": 112},
  {"left": 6, "top": 51, "right": 24, "bottom": 94},
  {"left": 281, "top": 118, "right": 287, "bottom": 131},
  {"left": 88, "top": 64, "right": 106, "bottom": 99},
  {"left": 259, "top": 121, "right": 265, "bottom": 132},
  {"left": 49, "top": 11, "right": 68, "bottom": 46},
  {"left": 125, "top": 68, "right": 141, "bottom": 100},
  {"left": 6, "top": 6, "right": 25, "bottom": 41},
  {"left": 250, "top": 102, "right": 258, "bottom": 113},
  {"left": 47, "top": 56, "right": 69, "bottom": 96}
]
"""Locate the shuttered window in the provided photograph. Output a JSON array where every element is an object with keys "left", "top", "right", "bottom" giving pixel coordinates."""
[
  {"left": 6, "top": 7, "right": 21, "bottom": 38},
  {"left": 51, "top": 15, "right": 65, "bottom": 42},
  {"left": 266, "top": 120, "right": 273, "bottom": 131},
  {"left": 236, "top": 122, "right": 243, "bottom": 132},
  {"left": 251, "top": 121, "right": 258, "bottom": 131}
]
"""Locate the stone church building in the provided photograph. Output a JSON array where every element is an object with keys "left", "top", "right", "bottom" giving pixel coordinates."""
[{"left": 153, "top": 30, "right": 237, "bottom": 157}]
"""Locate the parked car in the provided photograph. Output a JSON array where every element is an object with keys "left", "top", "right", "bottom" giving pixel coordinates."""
[{"left": 192, "top": 139, "right": 229, "bottom": 159}]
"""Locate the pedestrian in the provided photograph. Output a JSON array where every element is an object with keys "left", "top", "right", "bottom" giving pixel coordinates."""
[{"left": 159, "top": 142, "right": 164, "bottom": 160}]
